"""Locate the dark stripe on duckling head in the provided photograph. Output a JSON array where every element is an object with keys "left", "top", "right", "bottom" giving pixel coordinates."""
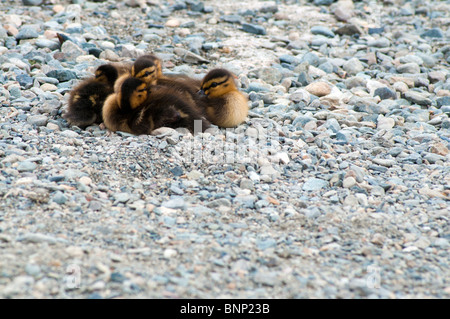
[
  {"left": 120, "top": 77, "right": 148, "bottom": 111},
  {"left": 132, "top": 55, "right": 159, "bottom": 75},
  {"left": 202, "top": 68, "right": 233, "bottom": 84},
  {"left": 95, "top": 64, "right": 119, "bottom": 87},
  {"left": 201, "top": 76, "right": 229, "bottom": 91},
  {"left": 134, "top": 66, "right": 156, "bottom": 79}
]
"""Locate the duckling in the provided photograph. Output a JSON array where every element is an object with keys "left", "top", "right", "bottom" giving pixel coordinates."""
[
  {"left": 131, "top": 54, "right": 203, "bottom": 107},
  {"left": 63, "top": 64, "right": 119, "bottom": 128},
  {"left": 102, "top": 77, "right": 210, "bottom": 135},
  {"left": 131, "top": 54, "right": 162, "bottom": 86},
  {"left": 198, "top": 68, "right": 249, "bottom": 128}
]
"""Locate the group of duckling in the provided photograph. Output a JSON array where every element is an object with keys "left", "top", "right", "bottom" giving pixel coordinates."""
[{"left": 63, "top": 54, "right": 249, "bottom": 135}]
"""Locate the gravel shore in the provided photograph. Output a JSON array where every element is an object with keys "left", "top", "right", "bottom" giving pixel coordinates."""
[{"left": 0, "top": 0, "right": 449, "bottom": 299}]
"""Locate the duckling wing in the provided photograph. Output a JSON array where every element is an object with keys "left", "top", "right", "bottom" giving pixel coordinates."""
[{"left": 64, "top": 80, "right": 113, "bottom": 128}]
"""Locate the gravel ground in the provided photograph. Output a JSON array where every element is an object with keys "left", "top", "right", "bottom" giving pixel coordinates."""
[{"left": 0, "top": 0, "right": 449, "bottom": 299}]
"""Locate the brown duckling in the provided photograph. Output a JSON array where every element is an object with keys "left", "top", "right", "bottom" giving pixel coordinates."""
[
  {"left": 198, "top": 68, "right": 249, "bottom": 128},
  {"left": 131, "top": 54, "right": 203, "bottom": 106},
  {"left": 102, "top": 77, "right": 210, "bottom": 135},
  {"left": 63, "top": 64, "right": 119, "bottom": 128}
]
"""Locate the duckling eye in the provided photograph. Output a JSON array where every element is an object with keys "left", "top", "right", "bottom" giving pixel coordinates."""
[
  {"left": 210, "top": 82, "right": 218, "bottom": 88},
  {"left": 144, "top": 71, "right": 154, "bottom": 76}
]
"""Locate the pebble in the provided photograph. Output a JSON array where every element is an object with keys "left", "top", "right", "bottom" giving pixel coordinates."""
[
  {"left": 404, "top": 91, "right": 431, "bottom": 106},
  {"left": 114, "top": 193, "right": 130, "bottom": 203},
  {"left": 397, "top": 63, "right": 420, "bottom": 74},
  {"left": 305, "top": 82, "right": 331, "bottom": 97},
  {"left": 15, "top": 26, "right": 39, "bottom": 40},
  {"left": 52, "top": 191, "right": 67, "bottom": 205},
  {"left": 241, "top": 23, "right": 266, "bottom": 35},
  {"left": 421, "top": 28, "right": 444, "bottom": 38},
  {"left": 310, "top": 26, "right": 335, "bottom": 38},
  {"left": 17, "top": 161, "right": 37, "bottom": 172},
  {"left": 374, "top": 87, "right": 396, "bottom": 100},
  {"left": 343, "top": 176, "right": 356, "bottom": 188},
  {"left": 377, "top": 116, "right": 395, "bottom": 130},
  {"left": 343, "top": 58, "right": 364, "bottom": 75},
  {"left": 302, "top": 178, "right": 329, "bottom": 191}
]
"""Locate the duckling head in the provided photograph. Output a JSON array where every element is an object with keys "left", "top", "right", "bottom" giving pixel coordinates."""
[
  {"left": 131, "top": 54, "right": 163, "bottom": 87},
  {"left": 119, "top": 77, "right": 149, "bottom": 111},
  {"left": 95, "top": 64, "right": 119, "bottom": 87},
  {"left": 198, "top": 68, "right": 237, "bottom": 98}
]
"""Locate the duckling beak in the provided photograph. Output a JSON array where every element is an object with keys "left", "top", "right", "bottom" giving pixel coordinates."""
[{"left": 197, "top": 89, "right": 207, "bottom": 97}]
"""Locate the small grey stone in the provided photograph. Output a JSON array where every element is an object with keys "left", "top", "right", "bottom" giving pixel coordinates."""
[
  {"left": 173, "top": 47, "right": 209, "bottom": 64},
  {"left": 46, "top": 70, "right": 77, "bottom": 82},
  {"left": 35, "top": 39, "right": 60, "bottom": 51},
  {"left": 114, "top": 192, "right": 130, "bottom": 203},
  {"left": 324, "top": 118, "right": 340, "bottom": 133},
  {"left": 343, "top": 58, "right": 364, "bottom": 75},
  {"left": 240, "top": 178, "right": 254, "bottom": 190},
  {"left": 187, "top": 0, "right": 204, "bottom": 12},
  {"left": 257, "top": 67, "right": 282, "bottom": 85},
  {"left": 279, "top": 54, "right": 301, "bottom": 65},
  {"left": 423, "top": 153, "right": 445, "bottom": 164},
  {"left": 372, "top": 158, "right": 396, "bottom": 167},
  {"left": 303, "top": 178, "right": 328, "bottom": 191},
  {"left": 416, "top": 53, "right": 436, "bottom": 68},
  {"left": 16, "top": 74, "right": 34, "bottom": 89},
  {"left": 170, "top": 185, "right": 184, "bottom": 195},
  {"left": 15, "top": 27, "right": 39, "bottom": 40},
  {"left": 318, "top": 61, "right": 335, "bottom": 73},
  {"left": 389, "top": 147, "right": 404, "bottom": 157},
  {"left": 432, "top": 238, "right": 449, "bottom": 249},
  {"left": 421, "top": 28, "right": 443, "bottom": 38},
  {"left": 220, "top": 15, "right": 243, "bottom": 24},
  {"left": 345, "top": 76, "right": 367, "bottom": 89},
  {"left": 161, "top": 197, "right": 186, "bottom": 210},
  {"left": 207, "top": 198, "right": 232, "bottom": 208},
  {"left": 253, "top": 271, "right": 278, "bottom": 286},
  {"left": 310, "top": 26, "right": 335, "bottom": 38},
  {"left": 297, "top": 71, "right": 312, "bottom": 86},
  {"left": 88, "top": 201, "right": 102, "bottom": 211},
  {"left": 247, "top": 82, "right": 271, "bottom": 93},
  {"left": 17, "top": 161, "right": 37, "bottom": 172},
  {"left": 436, "top": 96, "right": 450, "bottom": 108},
  {"left": 25, "top": 264, "right": 41, "bottom": 277},
  {"left": 292, "top": 115, "right": 315, "bottom": 129},
  {"left": 374, "top": 87, "right": 397, "bottom": 100},
  {"left": 367, "top": 37, "right": 391, "bottom": 48},
  {"left": 22, "top": 0, "right": 43, "bottom": 5},
  {"left": 399, "top": 55, "right": 423, "bottom": 65},
  {"left": 17, "top": 233, "right": 65, "bottom": 244},
  {"left": 300, "top": 52, "right": 320, "bottom": 67},
  {"left": 241, "top": 23, "right": 266, "bottom": 35},
  {"left": 27, "top": 115, "right": 48, "bottom": 126},
  {"left": 397, "top": 63, "right": 420, "bottom": 74},
  {"left": 343, "top": 177, "right": 357, "bottom": 188},
  {"left": 0, "top": 26, "right": 7, "bottom": 40},
  {"left": 335, "top": 24, "right": 362, "bottom": 36},
  {"left": 110, "top": 272, "right": 126, "bottom": 283},
  {"left": 404, "top": 91, "right": 431, "bottom": 106},
  {"left": 61, "top": 41, "right": 86, "bottom": 60},
  {"left": 256, "top": 238, "right": 277, "bottom": 250},
  {"left": 52, "top": 191, "right": 67, "bottom": 205}
]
